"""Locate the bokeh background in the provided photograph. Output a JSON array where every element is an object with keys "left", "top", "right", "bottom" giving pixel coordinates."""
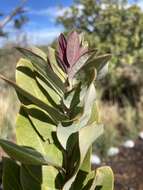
[{"left": 0, "top": 0, "right": 143, "bottom": 189}]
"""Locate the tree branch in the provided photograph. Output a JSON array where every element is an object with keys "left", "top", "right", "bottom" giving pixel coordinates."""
[{"left": 0, "top": 0, "right": 27, "bottom": 30}]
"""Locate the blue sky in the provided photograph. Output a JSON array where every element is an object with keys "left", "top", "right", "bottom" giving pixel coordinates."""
[
  {"left": 0, "top": 0, "right": 143, "bottom": 46},
  {"left": 0, "top": 0, "right": 73, "bottom": 46}
]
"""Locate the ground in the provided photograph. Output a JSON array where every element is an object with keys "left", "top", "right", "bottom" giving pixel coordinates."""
[{"left": 97, "top": 138, "right": 143, "bottom": 190}]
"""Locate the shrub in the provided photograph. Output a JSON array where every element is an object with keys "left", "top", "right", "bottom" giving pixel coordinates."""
[{"left": 0, "top": 31, "right": 114, "bottom": 190}]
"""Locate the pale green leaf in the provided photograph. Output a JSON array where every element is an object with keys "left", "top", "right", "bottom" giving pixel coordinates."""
[
  {"left": 16, "top": 58, "right": 61, "bottom": 107},
  {"left": 83, "top": 54, "right": 111, "bottom": 72},
  {"left": 63, "top": 122, "right": 104, "bottom": 190},
  {"left": 16, "top": 106, "right": 63, "bottom": 168},
  {"left": 20, "top": 164, "right": 63, "bottom": 190},
  {"left": 0, "top": 74, "right": 67, "bottom": 122},
  {"left": 90, "top": 166, "right": 114, "bottom": 190},
  {"left": 57, "top": 83, "right": 96, "bottom": 150},
  {"left": 17, "top": 47, "right": 65, "bottom": 94}
]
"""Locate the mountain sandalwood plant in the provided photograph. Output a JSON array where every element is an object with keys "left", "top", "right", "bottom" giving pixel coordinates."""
[{"left": 0, "top": 31, "right": 114, "bottom": 190}]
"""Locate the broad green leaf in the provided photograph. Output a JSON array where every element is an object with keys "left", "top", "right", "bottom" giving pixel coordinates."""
[
  {"left": 88, "top": 102, "right": 100, "bottom": 124},
  {"left": 63, "top": 122, "right": 104, "bottom": 190},
  {"left": 2, "top": 157, "right": 22, "bottom": 190},
  {"left": 20, "top": 164, "right": 41, "bottom": 190},
  {"left": 16, "top": 106, "right": 63, "bottom": 168},
  {"left": 17, "top": 47, "right": 65, "bottom": 95},
  {"left": 57, "top": 83, "right": 96, "bottom": 150},
  {"left": 68, "top": 147, "right": 92, "bottom": 190},
  {"left": 21, "top": 46, "right": 47, "bottom": 61},
  {"left": 76, "top": 54, "right": 111, "bottom": 81},
  {"left": 70, "top": 170, "right": 95, "bottom": 190},
  {"left": 79, "top": 123, "right": 103, "bottom": 166},
  {"left": 83, "top": 54, "right": 111, "bottom": 72},
  {"left": 0, "top": 74, "right": 67, "bottom": 122},
  {"left": 16, "top": 58, "right": 60, "bottom": 107},
  {"left": 90, "top": 166, "right": 114, "bottom": 190},
  {"left": 0, "top": 139, "right": 57, "bottom": 166},
  {"left": 25, "top": 105, "right": 56, "bottom": 141},
  {"left": 42, "top": 165, "right": 64, "bottom": 190},
  {"left": 35, "top": 72, "right": 62, "bottom": 106},
  {"left": 80, "top": 147, "right": 92, "bottom": 173},
  {"left": 69, "top": 82, "right": 81, "bottom": 111},
  {"left": 16, "top": 106, "right": 51, "bottom": 153},
  {"left": 20, "top": 164, "right": 63, "bottom": 190}
]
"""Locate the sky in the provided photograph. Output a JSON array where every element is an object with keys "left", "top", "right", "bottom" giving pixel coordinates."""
[
  {"left": 0, "top": 0, "right": 143, "bottom": 47},
  {"left": 0, "top": 0, "right": 73, "bottom": 46}
]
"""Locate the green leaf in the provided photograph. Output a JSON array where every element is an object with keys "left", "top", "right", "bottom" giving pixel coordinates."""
[
  {"left": 35, "top": 72, "right": 62, "bottom": 107},
  {"left": 23, "top": 46, "right": 47, "bottom": 61},
  {"left": 76, "top": 54, "right": 111, "bottom": 81},
  {"left": 16, "top": 58, "right": 61, "bottom": 107},
  {"left": 16, "top": 47, "right": 65, "bottom": 95},
  {"left": 24, "top": 105, "right": 56, "bottom": 141},
  {"left": 90, "top": 166, "right": 114, "bottom": 190},
  {"left": 68, "top": 147, "right": 92, "bottom": 190},
  {"left": 16, "top": 106, "right": 63, "bottom": 168},
  {"left": 57, "top": 83, "right": 96, "bottom": 150},
  {"left": 42, "top": 165, "right": 64, "bottom": 190},
  {"left": 79, "top": 123, "right": 103, "bottom": 168},
  {"left": 84, "top": 54, "right": 111, "bottom": 72},
  {"left": 88, "top": 102, "right": 100, "bottom": 124},
  {"left": 48, "top": 47, "right": 67, "bottom": 82},
  {"left": 70, "top": 170, "right": 95, "bottom": 190},
  {"left": 0, "top": 74, "right": 67, "bottom": 122},
  {"left": 80, "top": 147, "right": 92, "bottom": 173},
  {"left": 0, "top": 139, "right": 56, "bottom": 166},
  {"left": 20, "top": 163, "right": 63, "bottom": 190},
  {"left": 20, "top": 165, "right": 41, "bottom": 190},
  {"left": 63, "top": 122, "right": 104, "bottom": 190},
  {"left": 2, "top": 157, "right": 22, "bottom": 190}
]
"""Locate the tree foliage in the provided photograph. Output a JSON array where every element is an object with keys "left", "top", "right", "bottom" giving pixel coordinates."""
[{"left": 58, "top": 0, "right": 143, "bottom": 66}]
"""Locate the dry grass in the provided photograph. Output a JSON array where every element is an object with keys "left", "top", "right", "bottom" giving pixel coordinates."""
[
  {"left": 94, "top": 99, "right": 143, "bottom": 158},
  {"left": 0, "top": 81, "right": 19, "bottom": 141},
  {"left": 0, "top": 47, "right": 20, "bottom": 140}
]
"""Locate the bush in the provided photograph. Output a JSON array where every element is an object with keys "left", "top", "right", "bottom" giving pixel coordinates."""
[{"left": 0, "top": 31, "right": 114, "bottom": 190}]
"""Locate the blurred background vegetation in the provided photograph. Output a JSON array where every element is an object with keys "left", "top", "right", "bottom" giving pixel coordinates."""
[
  {"left": 58, "top": 0, "right": 143, "bottom": 158},
  {"left": 0, "top": 0, "right": 143, "bottom": 158}
]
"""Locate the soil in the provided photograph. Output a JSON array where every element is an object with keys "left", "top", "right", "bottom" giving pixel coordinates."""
[{"left": 98, "top": 138, "right": 143, "bottom": 190}]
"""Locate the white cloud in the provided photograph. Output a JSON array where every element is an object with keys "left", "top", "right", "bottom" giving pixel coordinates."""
[
  {"left": 0, "top": 26, "right": 63, "bottom": 47},
  {"left": 29, "top": 6, "right": 70, "bottom": 18},
  {"left": 136, "top": 1, "right": 143, "bottom": 10},
  {"left": 26, "top": 27, "right": 63, "bottom": 45}
]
